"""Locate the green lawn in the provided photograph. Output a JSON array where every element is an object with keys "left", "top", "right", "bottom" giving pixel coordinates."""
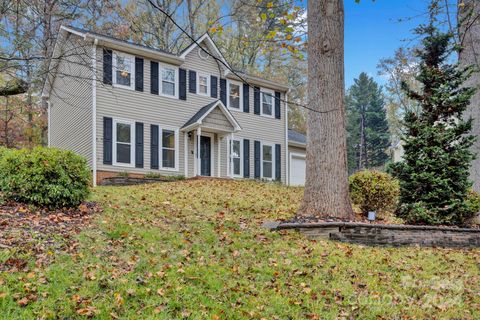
[{"left": 1, "top": 179, "right": 479, "bottom": 319}]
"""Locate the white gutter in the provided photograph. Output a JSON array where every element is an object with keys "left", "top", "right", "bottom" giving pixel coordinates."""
[{"left": 92, "top": 38, "right": 98, "bottom": 187}]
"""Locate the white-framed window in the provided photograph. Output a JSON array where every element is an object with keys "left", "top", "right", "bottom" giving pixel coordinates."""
[
  {"left": 160, "top": 64, "right": 178, "bottom": 98},
  {"left": 230, "top": 138, "right": 243, "bottom": 177},
  {"left": 158, "top": 126, "right": 179, "bottom": 171},
  {"left": 228, "top": 80, "right": 242, "bottom": 110},
  {"left": 197, "top": 73, "right": 210, "bottom": 96},
  {"left": 261, "top": 90, "right": 274, "bottom": 117},
  {"left": 113, "top": 51, "right": 135, "bottom": 90},
  {"left": 113, "top": 119, "right": 135, "bottom": 167},
  {"left": 261, "top": 142, "right": 275, "bottom": 179}
]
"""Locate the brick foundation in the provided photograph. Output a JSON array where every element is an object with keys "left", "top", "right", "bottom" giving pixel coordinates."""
[{"left": 267, "top": 222, "right": 480, "bottom": 248}]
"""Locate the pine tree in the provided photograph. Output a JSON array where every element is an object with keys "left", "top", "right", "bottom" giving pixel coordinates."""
[
  {"left": 390, "top": 9, "right": 477, "bottom": 226},
  {"left": 346, "top": 72, "right": 390, "bottom": 173}
]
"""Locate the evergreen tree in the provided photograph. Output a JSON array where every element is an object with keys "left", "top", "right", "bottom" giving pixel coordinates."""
[
  {"left": 346, "top": 72, "right": 390, "bottom": 173},
  {"left": 390, "top": 9, "right": 477, "bottom": 225}
]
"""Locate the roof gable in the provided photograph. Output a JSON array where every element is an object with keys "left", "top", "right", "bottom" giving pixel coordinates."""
[
  {"left": 179, "top": 34, "right": 231, "bottom": 72},
  {"left": 182, "top": 100, "right": 241, "bottom": 132}
]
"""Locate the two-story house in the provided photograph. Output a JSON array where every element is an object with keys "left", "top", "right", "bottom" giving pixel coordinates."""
[{"left": 43, "top": 26, "right": 303, "bottom": 186}]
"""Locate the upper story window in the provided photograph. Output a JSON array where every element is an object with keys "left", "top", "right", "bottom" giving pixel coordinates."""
[
  {"left": 161, "top": 67, "right": 176, "bottom": 96},
  {"left": 228, "top": 81, "right": 242, "bottom": 109},
  {"left": 198, "top": 74, "right": 209, "bottom": 96},
  {"left": 261, "top": 143, "right": 274, "bottom": 179},
  {"left": 113, "top": 119, "right": 135, "bottom": 167},
  {"left": 261, "top": 91, "right": 274, "bottom": 117},
  {"left": 113, "top": 52, "right": 134, "bottom": 89}
]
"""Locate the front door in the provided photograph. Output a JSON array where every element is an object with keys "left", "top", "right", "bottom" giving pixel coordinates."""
[{"left": 200, "top": 136, "right": 211, "bottom": 176}]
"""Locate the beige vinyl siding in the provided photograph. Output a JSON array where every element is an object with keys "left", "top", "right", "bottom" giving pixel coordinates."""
[
  {"left": 202, "top": 107, "right": 234, "bottom": 132},
  {"left": 289, "top": 145, "right": 306, "bottom": 155},
  {"left": 49, "top": 33, "right": 93, "bottom": 167},
  {"left": 95, "top": 43, "right": 287, "bottom": 182},
  {"left": 223, "top": 90, "right": 287, "bottom": 182},
  {"left": 95, "top": 44, "right": 220, "bottom": 176}
]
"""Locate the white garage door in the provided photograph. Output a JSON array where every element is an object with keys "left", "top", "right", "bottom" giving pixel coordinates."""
[{"left": 290, "top": 154, "right": 306, "bottom": 186}]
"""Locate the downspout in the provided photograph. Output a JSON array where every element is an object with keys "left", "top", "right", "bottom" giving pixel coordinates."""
[
  {"left": 47, "top": 100, "right": 51, "bottom": 147},
  {"left": 92, "top": 38, "right": 98, "bottom": 186},
  {"left": 285, "top": 91, "right": 289, "bottom": 185}
]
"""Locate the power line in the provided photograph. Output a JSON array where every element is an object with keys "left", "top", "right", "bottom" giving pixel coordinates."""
[{"left": 146, "top": 0, "right": 339, "bottom": 115}]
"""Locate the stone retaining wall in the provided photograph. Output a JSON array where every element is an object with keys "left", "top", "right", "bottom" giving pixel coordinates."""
[{"left": 266, "top": 222, "right": 480, "bottom": 248}]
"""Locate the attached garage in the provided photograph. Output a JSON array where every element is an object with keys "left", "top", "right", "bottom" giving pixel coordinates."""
[
  {"left": 287, "top": 130, "right": 307, "bottom": 186},
  {"left": 289, "top": 152, "right": 306, "bottom": 186}
]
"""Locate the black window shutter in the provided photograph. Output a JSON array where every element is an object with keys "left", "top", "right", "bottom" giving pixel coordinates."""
[
  {"left": 243, "top": 84, "right": 250, "bottom": 113},
  {"left": 243, "top": 139, "right": 250, "bottom": 178},
  {"left": 103, "top": 49, "right": 112, "bottom": 85},
  {"left": 179, "top": 68, "right": 187, "bottom": 100},
  {"left": 220, "top": 78, "right": 227, "bottom": 105},
  {"left": 135, "top": 122, "right": 144, "bottom": 168},
  {"left": 189, "top": 70, "right": 197, "bottom": 94},
  {"left": 275, "top": 144, "right": 281, "bottom": 181},
  {"left": 150, "top": 61, "right": 159, "bottom": 95},
  {"left": 211, "top": 76, "right": 218, "bottom": 98},
  {"left": 254, "top": 86, "right": 260, "bottom": 115},
  {"left": 275, "top": 91, "right": 281, "bottom": 119},
  {"left": 135, "top": 57, "right": 144, "bottom": 92},
  {"left": 150, "top": 125, "right": 159, "bottom": 169},
  {"left": 103, "top": 117, "right": 112, "bottom": 165},
  {"left": 254, "top": 140, "right": 261, "bottom": 178}
]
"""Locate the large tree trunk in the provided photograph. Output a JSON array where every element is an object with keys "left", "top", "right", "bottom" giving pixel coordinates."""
[
  {"left": 298, "top": 0, "right": 354, "bottom": 220},
  {"left": 459, "top": 0, "right": 480, "bottom": 192}
]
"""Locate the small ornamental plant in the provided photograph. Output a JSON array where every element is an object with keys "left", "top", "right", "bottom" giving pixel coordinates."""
[
  {"left": 349, "top": 170, "right": 400, "bottom": 215},
  {"left": 0, "top": 147, "right": 91, "bottom": 208}
]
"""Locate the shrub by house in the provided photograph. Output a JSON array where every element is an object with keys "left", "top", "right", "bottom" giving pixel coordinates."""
[{"left": 0, "top": 147, "right": 90, "bottom": 208}]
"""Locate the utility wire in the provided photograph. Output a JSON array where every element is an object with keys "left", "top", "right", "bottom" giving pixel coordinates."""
[{"left": 146, "top": 0, "right": 339, "bottom": 115}]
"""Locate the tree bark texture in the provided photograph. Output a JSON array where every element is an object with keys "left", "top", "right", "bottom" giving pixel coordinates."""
[
  {"left": 459, "top": 0, "right": 480, "bottom": 192},
  {"left": 298, "top": 0, "right": 354, "bottom": 220}
]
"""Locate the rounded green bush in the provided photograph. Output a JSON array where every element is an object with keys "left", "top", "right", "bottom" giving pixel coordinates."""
[
  {"left": 349, "top": 170, "right": 400, "bottom": 215},
  {"left": 0, "top": 147, "right": 91, "bottom": 208}
]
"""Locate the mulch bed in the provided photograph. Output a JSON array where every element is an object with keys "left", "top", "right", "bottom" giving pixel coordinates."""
[{"left": 0, "top": 201, "right": 102, "bottom": 271}]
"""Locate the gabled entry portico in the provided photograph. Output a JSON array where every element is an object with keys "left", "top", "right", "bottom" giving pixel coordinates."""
[{"left": 181, "top": 100, "right": 242, "bottom": 177}]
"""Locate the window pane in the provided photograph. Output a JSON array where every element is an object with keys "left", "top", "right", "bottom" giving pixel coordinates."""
[
  {"left": 233, "top": 158, "right": 240, "bottom": 175},
  {"left": 262, "top": 145, "right": 272, "bottom": 161},
  {"left": 162, "top": 149, "right": 175, "bottom": 168},
  {"left": 116, "top": 55, "right": 131, "bottom": 86},
  {"left": 199, "top": 76, "right": 207, "bottom": 86},
  {"left": 262, "top": 93, "right": 272, "bottom": 115},
  {"left": 229, "top": 84, "right": 240, "bottom": 108},
  {"left": 200, "top": 84, "right": 208, "bottom": 94},
  {"left": 162, "top": 130, "right": 175, "bottom": 149},
  {"left": 232, "top": 140, "right": 240, "bottom": 157},
  {"left": 116, "top": 71, "right": 131, "bottom": 86},
  {"left": 117, "top": 143, "right": 131, "bottom": 163},
  {"left": 162, "top": 81, "right": 175, "bottom": 96},
  {"left": 162, "top": 68, "right": 175, "bottom": 82},
  {"left": 116, "top": 123, "right": 131, "bottom": 143},
  {"left": 263, "top": 161, "right": 272, "bottom": 178},
  {"left": 262, "top": 103, "right": 272, "bottom": 115}
]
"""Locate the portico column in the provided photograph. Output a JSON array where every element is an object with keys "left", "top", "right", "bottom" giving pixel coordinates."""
[
  {"left": 197, "top": 127, "right": 201, "bottom": 176},
  {"left": 229, "top": 132, "right": 234, "bottom": 178}
]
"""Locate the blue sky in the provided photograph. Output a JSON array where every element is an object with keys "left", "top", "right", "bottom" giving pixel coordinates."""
[{"left": 343, "top": 0, "right": 439, "bottom": 87}]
